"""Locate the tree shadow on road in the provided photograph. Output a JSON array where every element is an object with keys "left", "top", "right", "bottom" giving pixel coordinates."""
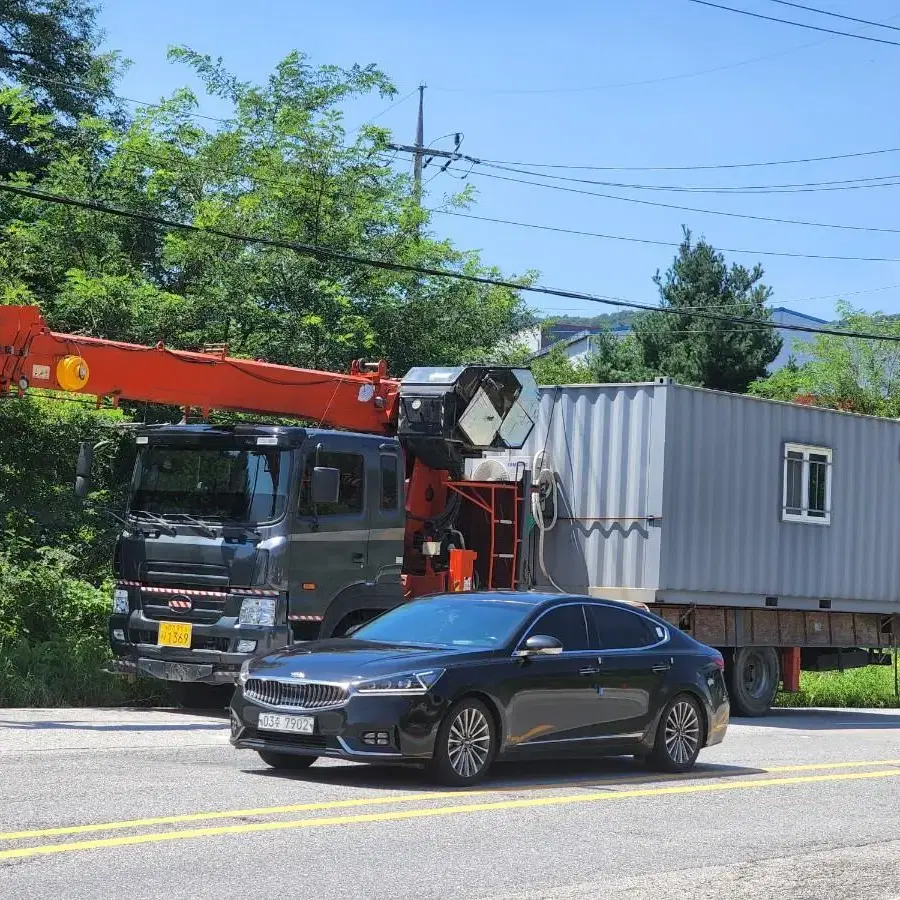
[{"left": 243, "top": 755, "right": 765, "bottom": 793}]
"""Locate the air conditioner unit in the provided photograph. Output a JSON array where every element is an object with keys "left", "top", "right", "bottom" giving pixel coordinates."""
[{"left": 465, "top": 456, "right": 531, "bottom": 482}]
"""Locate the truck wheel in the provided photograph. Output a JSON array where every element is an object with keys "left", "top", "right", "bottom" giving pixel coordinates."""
[
  {"left": 257, "top": 751, "right": 318, "bottom": 770},
  {"left": 169, "top": 682, "right": 234, "bottom": 710},
  {"left": 727, "top": 647, "right": 779, "bottom": 717}
]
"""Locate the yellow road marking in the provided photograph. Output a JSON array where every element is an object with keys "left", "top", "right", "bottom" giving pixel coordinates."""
[
  {"left": 1, "top": 768, "right": 898, "bottom": 862},
  {"left": 1, "top": 757, "right": 897, "bottom": 843}
]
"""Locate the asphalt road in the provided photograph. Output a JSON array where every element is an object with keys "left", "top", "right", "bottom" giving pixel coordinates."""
[{"left": 1, "top": 705, "right": 899, "bottom": 899}]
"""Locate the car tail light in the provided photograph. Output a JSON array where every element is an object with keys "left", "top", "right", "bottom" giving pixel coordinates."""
[{"left": 712, "top": 652, "right": 725, "bottom": 671}]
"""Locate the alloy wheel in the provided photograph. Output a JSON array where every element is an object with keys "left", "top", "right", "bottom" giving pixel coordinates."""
[
  {"left": 447, "top": 706, "right": 491, "bottom": 778},
  {"left": 664, "top": 699, "right": 700, "bottom": 765}
]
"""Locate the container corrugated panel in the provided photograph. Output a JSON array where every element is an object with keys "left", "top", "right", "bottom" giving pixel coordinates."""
[
  {"left": 512, "top": 384, "right": 665, "bottom": 593},
  {"left": 660, "top": 385, "right": 900, "bottom": 610}
]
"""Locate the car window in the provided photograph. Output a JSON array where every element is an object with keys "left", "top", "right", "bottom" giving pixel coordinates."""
[
  {"left": 587, "top": 604, "right": 659, "bottom": 650},
  {"left": 526, "top": 604, "right": 589, "bottom": 652}
]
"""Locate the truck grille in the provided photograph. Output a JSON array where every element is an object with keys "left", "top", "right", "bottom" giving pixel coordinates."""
[{"left": 244, "top": 678, "right": 348, "bottom": 710}]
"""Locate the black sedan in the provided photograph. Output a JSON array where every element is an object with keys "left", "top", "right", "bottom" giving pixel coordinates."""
[{"left": 230, "top": 592, "right": 729, "bottom": 785}]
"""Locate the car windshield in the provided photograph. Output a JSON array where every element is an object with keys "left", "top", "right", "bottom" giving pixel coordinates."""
[
  {"left": 350, "top": 595, "right": 534, "bottom": 649},
  {"left": 130, "top": 446, "right": 291, "bottom": 524}
]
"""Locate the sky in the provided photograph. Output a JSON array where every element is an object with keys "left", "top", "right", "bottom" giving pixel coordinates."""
[{"left": 96, "top": 0, "right": 900, "bottom": 324}]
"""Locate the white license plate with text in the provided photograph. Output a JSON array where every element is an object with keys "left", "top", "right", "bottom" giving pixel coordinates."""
[{"left": 257, "top": 713, "right": 314, "bottom": 734}]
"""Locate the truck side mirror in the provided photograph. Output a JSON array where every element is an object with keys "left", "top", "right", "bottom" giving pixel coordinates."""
[
  {"left": 74, "top": 441, "right": 93, "bottom": 499},
  {"left": 310, "top": 466, "right": 340, "bottom": 505}
]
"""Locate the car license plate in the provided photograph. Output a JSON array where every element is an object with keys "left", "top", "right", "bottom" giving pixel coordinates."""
[
  {"left": 158, "top": 621, "right": 192, "bottom": 648},
  {"left": 257, "top": 713, "right": 315, "bottom": 734}
]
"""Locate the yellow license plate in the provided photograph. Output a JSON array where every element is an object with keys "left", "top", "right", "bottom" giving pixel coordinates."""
[{"left": 158, "top": 621, "right": 192, "bottom": 648}]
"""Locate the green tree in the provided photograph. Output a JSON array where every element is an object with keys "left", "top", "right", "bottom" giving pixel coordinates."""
[
  {"left": 633, "top": 228, "right": 781, "bottom": 392},
  {"left": 0, "top": 0, "right": 122, "bottom": 175},
  {"left": 1, "top": 49, "right": 531, "bottom": 373},
  {"left": 748, "top": 303, "right": 900, "bottom": 415}
]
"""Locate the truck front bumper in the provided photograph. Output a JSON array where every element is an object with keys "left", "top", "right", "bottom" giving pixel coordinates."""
[{"left": 108, "top": 611, "right": 292, "bottom": 684}]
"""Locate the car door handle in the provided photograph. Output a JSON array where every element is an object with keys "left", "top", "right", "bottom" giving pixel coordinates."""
[
  {"left": 579, "top": 666, "right": 600, "bottom": 676},
  {"left": 352, "top": 552, "right": 365, "bottom": 566},
  {"left": 652, "top": 661, "right": 672, "bottom": 673}
]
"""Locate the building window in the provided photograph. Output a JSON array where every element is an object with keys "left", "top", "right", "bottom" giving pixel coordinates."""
[{"left": 782, "top": 443, "right": 832, "bottom": 525}]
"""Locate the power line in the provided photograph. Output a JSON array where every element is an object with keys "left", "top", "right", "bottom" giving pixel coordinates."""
[
  {"left": 431, "top": 35, "right": 833, "bottom": 94},
  {"left": 765, "top": 1, "right": 900, "bottom": 34},
  {"left": 6, "top": 181, "right": 900, "bottom": 344},
  {"left": 465, "top": 168, "right": 900, "bottom": 235},
  {"left": 686, "top": 0, "right": 900, "bottom": 47},
  {"left": 478, "top": 162, "right": 900, "bottom": 195},
  {"left": 430, "top": 208, "right": 900, "bottom": 263},
  {"left": 477, "top": 145, "right": 900, "bottom": 173}
]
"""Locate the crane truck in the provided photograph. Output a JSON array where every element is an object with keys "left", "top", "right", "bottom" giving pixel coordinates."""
[
  {"left": 1, "top": 305, "right": 539, "bottom": 707},
  {"left": 5, "top": 306, "right": 893, "bottom": 715}
]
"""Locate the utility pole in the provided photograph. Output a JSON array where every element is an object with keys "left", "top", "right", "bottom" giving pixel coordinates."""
[
  {"left": 389, "top": 84, "right": 470, "bottom": 212},
  {"left": 413, "top": 83, "right": 425, "bottom": 202}
]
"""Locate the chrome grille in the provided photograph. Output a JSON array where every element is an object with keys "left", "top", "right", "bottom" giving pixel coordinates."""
[{"left": 244, "top": 678, "right": 348, "bottom": 710}]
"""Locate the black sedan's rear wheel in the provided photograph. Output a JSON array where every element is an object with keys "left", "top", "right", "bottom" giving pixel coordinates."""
[
  {"left": 257, "top": 751, "right": 318, "bottom": 770},
  {"left": 428, "top": 697, "right": 496, "bottom": 786},
  {"left": 648, "top": 693, "right": 703, "bottom": 773}
]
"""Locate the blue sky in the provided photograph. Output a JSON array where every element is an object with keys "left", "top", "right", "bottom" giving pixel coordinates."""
[{"left": 97, "top": 0, "right": 900, "bottom": 323}]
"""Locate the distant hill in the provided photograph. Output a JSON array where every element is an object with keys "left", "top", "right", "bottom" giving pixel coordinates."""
[{"left": 543, "top": 311, "right": 636, "bottom": 330}]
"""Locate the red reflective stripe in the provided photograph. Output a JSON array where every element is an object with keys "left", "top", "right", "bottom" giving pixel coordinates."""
[{"left": 117, "top": 581, "right": 279, "bottom": 598}]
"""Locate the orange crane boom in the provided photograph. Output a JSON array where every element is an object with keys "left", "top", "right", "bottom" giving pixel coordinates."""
[{"left": 0, "top": 305, "right": 399, "bottom": 432}]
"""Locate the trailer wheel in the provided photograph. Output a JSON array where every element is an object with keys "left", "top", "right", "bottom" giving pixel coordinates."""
[{"left": 727, "top": 647, "right": 780, "bottom": 717}]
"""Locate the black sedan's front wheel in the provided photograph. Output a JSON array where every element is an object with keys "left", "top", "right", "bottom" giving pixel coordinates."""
[
  {"left": 428, "top": 697, "right": 496, "bottom": 786},
  {"left": 648, "top": 693, "right": 703, "bottom": 773}
]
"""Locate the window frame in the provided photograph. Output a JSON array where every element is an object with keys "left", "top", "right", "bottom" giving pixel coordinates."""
[
  {"left": 379, "top": 453, "right": 401, "bottom": 511},
  {"left": 514, "top": 602, "right": 592, "bottom": 655},
  {"left": 512, "top": 601, "right": 669, "bottom": 656},
  {"left": 782, "top": 442, "right": 832, "bottom": 526},
  {"left": 585, "top": 603, "right": 662, "bottom": 651},
  {"left": 296, "top": 449, "right": 366, "bottom": 519}
]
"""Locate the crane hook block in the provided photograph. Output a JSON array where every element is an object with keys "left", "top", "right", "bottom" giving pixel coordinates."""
[{"left": 56, "top": 355, "right": 90, "bottom": 392}]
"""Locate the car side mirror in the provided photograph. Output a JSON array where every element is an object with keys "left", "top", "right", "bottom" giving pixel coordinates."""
[
  {"left": 74, "top": 441, "right": 93, "bottom": 499},
  {"left": 310, "top": 466, "right": 340, "bottom": 504},
  {"left": 513, "top": 634, "right": 564, "bottom": 657}
]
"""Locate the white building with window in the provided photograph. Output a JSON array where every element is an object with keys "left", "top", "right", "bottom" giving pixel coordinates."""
[{"left": 489, "top": 380, "right": 899, "bottom": 613}]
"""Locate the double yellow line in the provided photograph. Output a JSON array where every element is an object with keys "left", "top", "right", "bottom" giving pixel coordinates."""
[{"left": 2, "top": 759, "right": 899, "bottom": 862}]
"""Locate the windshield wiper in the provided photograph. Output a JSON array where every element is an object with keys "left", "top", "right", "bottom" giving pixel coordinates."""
[
  {"left": 220, "top": 520, "right": 262, "bottom": 540},
  {"left": 165, "top": 513, "right": 217, "bottom": 539},
  {"left": 129, "top": 510, "right": 178, "bottom": 536}
]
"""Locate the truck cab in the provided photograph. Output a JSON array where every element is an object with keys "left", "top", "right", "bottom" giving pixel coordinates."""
[{"left": 108, "top": 424, "right": 407, "bottom": 706}]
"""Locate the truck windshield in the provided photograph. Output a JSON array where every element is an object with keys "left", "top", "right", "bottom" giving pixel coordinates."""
[{"left": 130, "top": 446, "right": 291, "bottom": 524}]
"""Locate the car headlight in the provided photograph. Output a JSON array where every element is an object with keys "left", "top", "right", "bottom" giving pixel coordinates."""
[
  {"left": 112, "top": 588, "right": 129, "bottom": 615},
  {"left": 238, "top": 596, "right": 276, "bottom": 626},
  {"left": 351, "top": 669, "right": 444, "bottom": 696},
  {"left": 238, "top": 660, "right": 252, "bottom": 685}
]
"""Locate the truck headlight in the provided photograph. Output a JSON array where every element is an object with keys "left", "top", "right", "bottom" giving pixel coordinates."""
[
  {"left": 238, "top": 596, "right": 277, "bottom": 626},
  {"left": 351, "top": 669, "right": 444, "bottom": 696},
  {"left": 112, "top": 588, "right": 129, "bottom": 615}
]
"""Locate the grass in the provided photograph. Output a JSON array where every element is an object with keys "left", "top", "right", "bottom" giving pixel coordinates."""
[
  {"left": 777, "top": 663, "right": 900, "bottom": 709},
  {"left": 0, "top": 637, "right": 167, "bottom": 708}
]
